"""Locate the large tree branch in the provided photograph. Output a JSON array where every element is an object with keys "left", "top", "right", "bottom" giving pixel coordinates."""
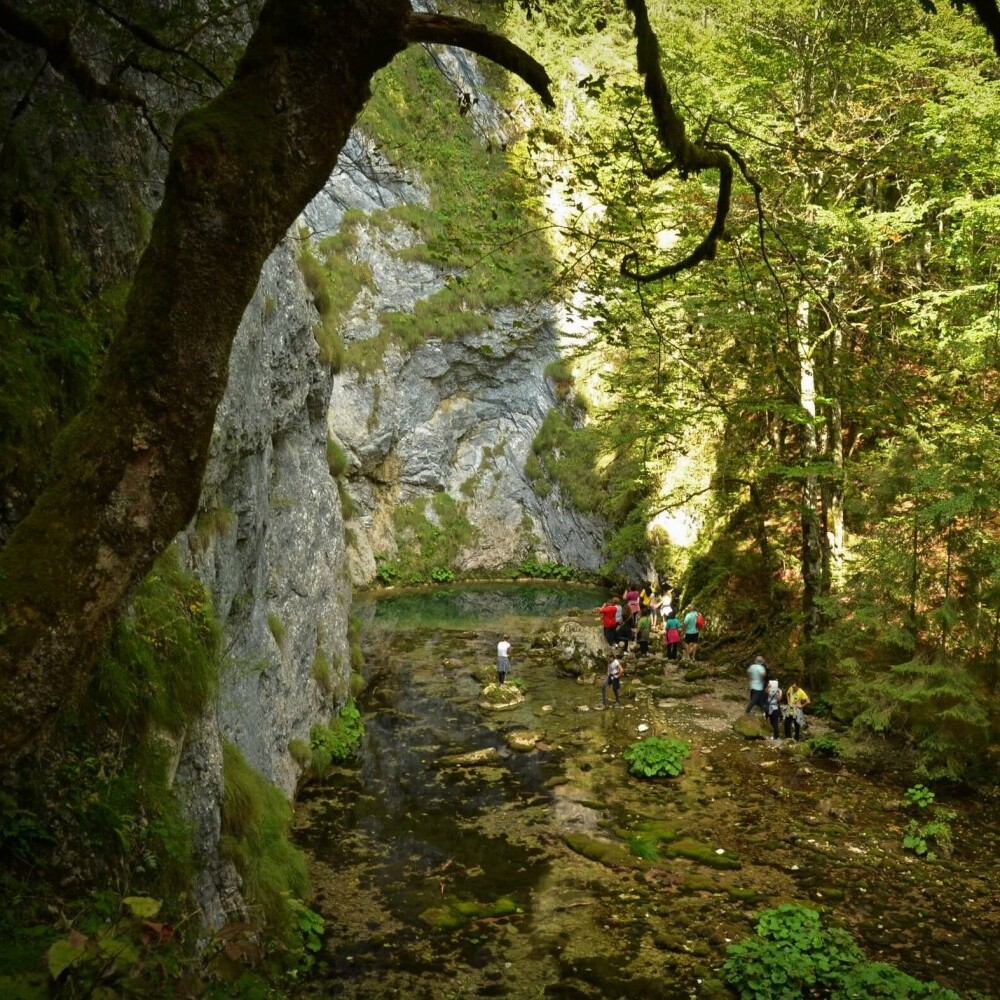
[
  {"left": 0, "top": 0, "right": 554, "bottom": 761},
  {"left": 0, "top": 0, "right": 415, "bottom": 759},
  {"left": 405, "top": 11, "right": 554, "bottom": 108},
  {"left": 620, "top": 0, "right": 735, "bottom": 281},
  {"left": 86, "top": 0, "right": 225, "bottom": 87}
]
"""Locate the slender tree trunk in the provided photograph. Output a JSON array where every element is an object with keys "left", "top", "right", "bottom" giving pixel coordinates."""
[
  {"left": 822, "top": 322, "right": 844, "bottom": 587},
  {"left": 749, "top": 480, "right": 775, "bottom": 610},
  {"left": 0, "top": 0, "right": 412, "bottom": 759},
  {"left": 908, "top": 512, "right": 920, "bottom": 645},
  {"left": 797, "top": 299, "right": 823, "bottom": 686}
]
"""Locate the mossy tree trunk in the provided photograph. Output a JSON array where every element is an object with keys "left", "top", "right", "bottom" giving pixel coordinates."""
[{"left": 0, "top": 0, "right": 412, "bottom": 759}]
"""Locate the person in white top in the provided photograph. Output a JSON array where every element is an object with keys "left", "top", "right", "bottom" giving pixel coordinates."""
[{"left": 496, "top": 634, "right": 512, "bottom": 685}]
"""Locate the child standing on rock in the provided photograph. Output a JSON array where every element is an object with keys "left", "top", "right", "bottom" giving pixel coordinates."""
[{"left": 496, "top": 634, "right": 512, "bottom": 685}]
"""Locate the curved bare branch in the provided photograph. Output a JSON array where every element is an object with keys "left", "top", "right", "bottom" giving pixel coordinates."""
[
  {"left": 620, "top": 0, "right": 735, "bottom": 281},
  {"left": 405, "top": 11, "right": 554, "bottom": 108}
]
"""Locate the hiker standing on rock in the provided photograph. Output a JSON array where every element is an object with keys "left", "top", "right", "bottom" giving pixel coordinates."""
[
  {"left": 664, "top": 612, "right": 682, "bottom": 661},
  {"left": 745, "top": 654, "right": 768, "bottom": 715},
  {"left": 600, "top": 653, "right": 624, "bottom": 708},
  {"left": 496, "top": 634, "right": 512, "bottom": 685},
  {"left": 682, "top": 608, "right": 702, "bottom": 661}
]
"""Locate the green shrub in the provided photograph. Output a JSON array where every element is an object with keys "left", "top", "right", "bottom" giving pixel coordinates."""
[
  {"left": 309, "top": 702, "right": 365, "bottom": 775},
  {"left": 806, "top": 734, "right": 843, "bottom": 759},
  {"left": 513, "top": 556, "right": 574, "bottom": 580},
  {"left": 831, "top": 961, "right": 960, "bottom": 998},
  {"left": 723, "top": 904, "right": 862, "bottom": 1000},
  {"left": 722, "top": 904, "right": 959, "bottom": 1000},
  {"left": 903, "top": 784, "right": 935, "bottom": 809},
  {"left": 375, "top": 560, "right": 400, "bottom": 585},
  {"left": 622, "top": 737, "right": 690, "bottom": 778}
]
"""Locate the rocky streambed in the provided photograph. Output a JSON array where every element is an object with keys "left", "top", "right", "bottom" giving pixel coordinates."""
[{"left": 294, "top": 590, "right": 1000, "bottom": 999}]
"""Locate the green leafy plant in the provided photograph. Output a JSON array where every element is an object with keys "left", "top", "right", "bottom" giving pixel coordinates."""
[
  {"left": 375, "top": 560, "right": 400, "bottom": 586},
  {"left": 622, "top": 737, "right": 690, "bottom": 778},
  {"left": 430, "top": 566, "right": 455, "bottom": 583},
  {"left": 309, "top": 702, "right": 365, "bottom": 775},
  {"left": 722, "top": 904, "right": 959, "bottom": 1000},
  {"left": 289, "top": 899, "right": 325, "bottom": 971},
  {"left": 901, "top": 785, "right": 956, "bottom": 860},
  {"left": 723, "top": 904, "right": 863, "bottom": 1000},
  {"left": 806, "top": 734, "right": 842, "bottom": 759},
  {"left": 513, "top": 556, "right": 575, "bottom": 581},
  {"left": 903, "top": 784, "right": 935, "bottom": 809}
]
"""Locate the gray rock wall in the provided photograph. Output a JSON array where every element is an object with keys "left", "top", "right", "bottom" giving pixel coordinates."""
[{"left": 175, "top": 239, "right": 352, "bottom": 925}]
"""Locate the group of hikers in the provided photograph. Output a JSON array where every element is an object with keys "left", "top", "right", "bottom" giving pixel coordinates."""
[
  {"left": 597, "top": 586, "right": 704, "bottom": 707},
  {"left": 598, "top": 588, "right": 703, "bottom": 660},
  {"left": 495, "top": 587, "right": 810, "bottom": 734},
  {"left": 745, "top": 654, "right": 811, "bottom": 741}
]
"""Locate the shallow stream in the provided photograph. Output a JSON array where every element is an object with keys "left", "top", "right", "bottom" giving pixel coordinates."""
[{"left": 295, "top": 585, "right": 999, "bottom": 999}]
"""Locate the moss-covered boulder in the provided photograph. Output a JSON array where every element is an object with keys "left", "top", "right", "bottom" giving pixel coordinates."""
[
  {"left": 564, "top": 833, "right": 647, "bottom": 870},
  {"left": 420, "top": 895, "right": 519, "bottom": 930},
  {"left": 479, "top": 682, "right": 526, "bottom": 711},
  {"left": 663, "top": 837, "right": 741, "bottom": 870}
]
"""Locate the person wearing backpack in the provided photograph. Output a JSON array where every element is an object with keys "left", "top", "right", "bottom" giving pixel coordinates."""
[
  {"left": 764, "top": 678, "right": 783, "bottom": 740},
  {"left": 682, "top": 608, "right": 702, "bottom": 661}
]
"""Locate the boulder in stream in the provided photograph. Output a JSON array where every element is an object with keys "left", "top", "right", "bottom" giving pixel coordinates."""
[
  {"left": 479, "top": 682, "right": 526, "bottom": 711},
  {"left": 505, "top": 729, "right": 543, "bottom": 752}
]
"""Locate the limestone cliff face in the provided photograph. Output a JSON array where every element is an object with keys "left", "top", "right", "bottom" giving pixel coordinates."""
[
  {"left": 303, "top": 52, "right": 611, "bottom": 584},
  {"left": 1, "top": 23, "right": 612, "bottom": 927}
]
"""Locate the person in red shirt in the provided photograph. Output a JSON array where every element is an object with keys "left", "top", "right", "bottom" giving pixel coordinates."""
[{"left": 599, "top": 599, "right": 620, "bottom": 647}]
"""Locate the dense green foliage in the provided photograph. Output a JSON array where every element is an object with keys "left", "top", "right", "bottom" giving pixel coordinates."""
[
  {"left": 500, "top": 0, "right": 1000, "bottom": 779},
  {"left": 0, "top": 554, "right": 225, "bottom": 995},
  {"left": 308, "top": 701, "right": 365, "bottom": 775},
  {"left": 723, "top": 904, "right": 960, "bottom": 1000}
]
